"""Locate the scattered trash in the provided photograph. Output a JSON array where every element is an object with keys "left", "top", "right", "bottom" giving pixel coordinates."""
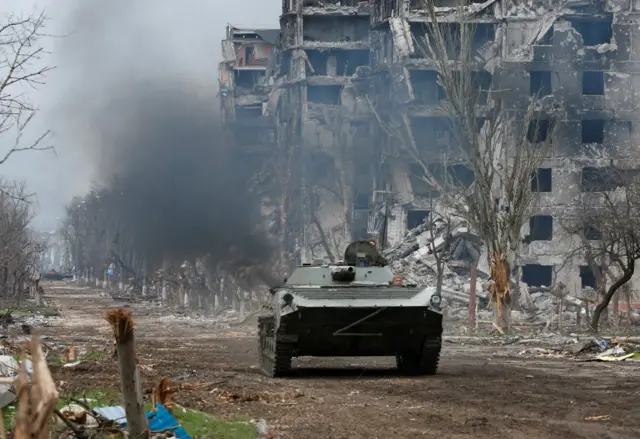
[
  {"left": 585, "top": 415, "right": 611, "bottom": 421},
  {"left": 572, "top": 339, "right": 599, "bottom": 355},
  {"left": 146, "top": 403, "right": 191, "bottom": 439},
  {"left": 62, "top": 345, "right": 77, "bottom": 363},
  {"left": 59, "top": 403, "right": 99, "bottom": 428},
  {"left": 253, "top": 418, "right": 273, "bottom": 438},
  {"left": 517, "top": 348, "right": 566, "bottom": 359},
  {"left": 62, "top": 361, "right": 82, "bottom": 368},
  {"left": 93, "top": 406, "right": 127, "bottom": 425},
  {"left": 597, "top": 339, "right": 608, "bottom": 350},
  {"left": 0, "top": 355, "right": 19, "bottom": 408},
  {"left": 596, "top": 351, "right": 640, "bottom": 362}
]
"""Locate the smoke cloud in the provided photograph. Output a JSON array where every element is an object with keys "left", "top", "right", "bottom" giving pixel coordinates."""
[
  {"left": 99, "top": 82, "right": 273, "bottom": 272},
  {"left": 56, "top": 0, "right": 276, "bottom": 278}
]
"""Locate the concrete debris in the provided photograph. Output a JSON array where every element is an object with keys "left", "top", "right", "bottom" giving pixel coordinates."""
[
  {"left": 389, "top": 18, "right": 415, "bottom": 58},
  {"left": 58, "top": 403, "right": 99, "bottom": 428},
  {"left": 383, "top": 220, "right": 640, "bottom": 328},
  {"left": 383, "top": 220, "right": 487, "bottom": 309},
  {"left": 0, "top": 355, "right": 19, "bottom": 408}
]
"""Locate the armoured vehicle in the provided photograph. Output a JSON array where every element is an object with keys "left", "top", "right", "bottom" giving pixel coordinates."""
[{"left": 258, "top": 241, "right": 443, "bottom": 377}]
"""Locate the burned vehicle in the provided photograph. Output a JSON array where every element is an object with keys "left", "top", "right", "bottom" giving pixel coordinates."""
[{"left": 258, "top": 241, "right": 443, "bottom": 377}]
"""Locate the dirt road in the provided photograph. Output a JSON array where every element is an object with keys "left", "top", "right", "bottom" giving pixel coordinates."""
[{"left": 33, "top": 284, "right": 640, "bottom": 439}]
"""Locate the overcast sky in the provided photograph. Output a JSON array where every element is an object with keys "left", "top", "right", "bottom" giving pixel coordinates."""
[{"left": 0, "top": 0, "right": 279, "bottom": 232}]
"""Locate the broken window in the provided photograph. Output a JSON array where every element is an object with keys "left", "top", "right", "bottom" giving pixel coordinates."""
[
  {"left": 581, "top": 120, "right": 604, "bottom": 144},
  {"left": 411, "top": 117, "right": 451, "bottom": 153},
  {"left": 531, "top": 168, "right": 552, "bottom": 192},
  {"left": 307, "top": 85, "right": 341, "bottom": 104},
  {"left": 579, "top": 266, "right": 597, "bottom": 289},
  {"left": 582, "top": 71, "right": 605, "bottom": 95},
  {"left": 536, "top": 26, "right": 554, "bottom": 45},
  {"left": 581, "top": 167, "right": 624, "bottom": 192},
  {"left": 303, "top": 16, "right": 369, "bottom": 43},
  {"left": 522, "top": 264, "right": 553, "bottom": 288},
  {"left": 353, "top": 193, "right": 370, "bottom": 210},
  {"left": 530, "top": 71, "right": 552, "bottom": 96},
  {"left": 235, "top": 105, "right": 262, "bottom": 121},
  {"left": 407, "top": 210, "right": 430, "bottom": 230},
  {"left": 307, "top": 50, "right": 369, "bottom": 76},
  {"left": 566, "top": 17, "right": 613, "bottom": 46},
  {"left": 408, "top": 164, "right": 439, "bottom": 197},
  {"left": 529, "top": 215, "right": 553, "bottom": 241},
  {"left": 307, "top": 51, "right": 329, "bottom": 75},
  {"left": 418, "top": 163, "right": 474, "bottom": 189},
  {"left": 280, "top": 51, "right": 292, "bottom": 77},
  {"left": 410, "top": 71, "right": 443, "bottom": 104},
  {"left": 472, "top": 71, "right": 492, "bottom": 104},
  {"left": 234, "top": 70, "right": 264, "bottom": 89},
  {"left": 245, "top": 46, "right": 255, "bottom": 65},
  {"left": 527, "top": 120, "right": 551, "bottom": 143},
  {"left": 411, "top": 23, "right": 494, "bottom": 60},
  {"left": 448, "top": 164, "right": 474, "bottom": 188}
]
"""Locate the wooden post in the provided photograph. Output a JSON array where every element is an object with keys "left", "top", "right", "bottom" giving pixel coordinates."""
[
  {"left": 468, "top": 264, "right": 477, "bottom": 329},
  {"left": 106, "top": 310, "right": 148, "bottom": 439}
]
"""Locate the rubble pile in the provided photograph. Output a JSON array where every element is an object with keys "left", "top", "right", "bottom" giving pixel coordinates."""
[
  {"left": 382, "top": 220, "right": 488, "bottom": 311},
  {"left": 382, "top": 221, "right": 640, "bottom": 329}
]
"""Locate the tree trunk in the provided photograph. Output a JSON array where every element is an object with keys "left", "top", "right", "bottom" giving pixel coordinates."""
[
  {"left": 435, "top": 262, "right": 444, "bottom": 296},
  {"left": 488, "top": 251, "right": 511, "bottom": 334},
  {"left": 624, "top": 289, "right": 632, "bottom": 324},
  {"left": 106, "top": 310, "right": 148, "bottom": 439},
  {"left": 591, "top": 266, "right": 634, "bottom": 332},
  {"left": 612, "top": 289, "right": 620, "bottom": 326},
  {"left": 34, "top": 285, "right": 42, "bottom": 307},
  {"left": 141, "top": 258, "right": 148, "bottom": 296},
  {"left": 161, "top": 254, "right": 169, "bottom": 301},
  {"left": 178, "top": 284, "right": 184, "bottom": 307},
  {"left": 239, "top": 293, "right": 246, "bottom": 316},
  {"left": 232, "top": 288, "right": 239, "bottom": 312},
  {"left": 493, "top": 300, "right": 512, "bottom": 334}
]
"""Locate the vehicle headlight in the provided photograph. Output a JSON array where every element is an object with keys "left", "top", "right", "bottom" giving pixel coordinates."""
[{"left": 430, "top": 294, "right": 442, "bottom": 307}]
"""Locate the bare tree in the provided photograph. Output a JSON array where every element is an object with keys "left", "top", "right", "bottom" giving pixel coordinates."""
[
  {"left": 0, "top": 10, "right": 54, "bottom": 169},
  {"left": 562, "top": 167, "right": 640, "bottom": 332},
  {"left": 0, "top": 180, "right": 45, "bottom": 305},
  {"left": 368, "top": 3, "right": 560, "bottom": 332},
  {"left": 423, "top": 197, "right": 454, "bottom": 297}
]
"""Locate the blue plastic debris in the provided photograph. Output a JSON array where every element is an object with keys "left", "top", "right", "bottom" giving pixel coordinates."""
[
  {"left": 93, "top": 403, "right": 190, "bottom": 439},
  {"left": 147, "top": 403, "right": 191, "bottom": 439},
  {"left": 93, "top": 406, "right": 127, "bottom": 425}
]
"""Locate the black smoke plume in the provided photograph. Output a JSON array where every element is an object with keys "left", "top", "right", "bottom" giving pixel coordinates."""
[
  {"left": 96, "top": 81, "right": 274, "bottom": 277},
  {"left": 55, "top": 1, "right": 277, "bottom": 284}
]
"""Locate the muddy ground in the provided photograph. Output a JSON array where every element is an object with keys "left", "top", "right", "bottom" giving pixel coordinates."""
[{"left": 17, "top": 283, "right": 640, "bottom": 439}]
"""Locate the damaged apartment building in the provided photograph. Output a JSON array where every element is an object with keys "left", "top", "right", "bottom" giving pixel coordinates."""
[
  {"left": 219, "top": 25, "right": 279, "bottom": 150},
  {"left": 219, "top": 0, "right": 640, "bottom": 293},
  {"left": 272, "top": 0, "right": 377, "bottom": 261}
]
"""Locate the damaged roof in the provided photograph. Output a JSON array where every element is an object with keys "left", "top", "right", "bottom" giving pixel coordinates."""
[{"left": 227, "top": 25, "right": 280, "bottom": 45}]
